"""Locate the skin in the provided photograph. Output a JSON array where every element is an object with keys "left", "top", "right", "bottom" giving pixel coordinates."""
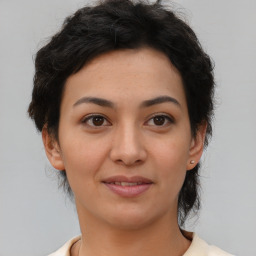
[{"left": 43, "top": 47, "right": 206, "bottom": 256}]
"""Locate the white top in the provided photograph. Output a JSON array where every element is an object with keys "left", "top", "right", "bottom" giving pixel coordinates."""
[{"left": 48, "top": 233, "right": 234, "bottom": 256}]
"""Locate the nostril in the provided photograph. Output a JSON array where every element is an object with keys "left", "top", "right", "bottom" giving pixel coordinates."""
[
  {"left": 114, "top": 158, "right": 143, "bottom": 166},
  {"left": 109, "top": 138, "right": 147, "bottom": 165}
]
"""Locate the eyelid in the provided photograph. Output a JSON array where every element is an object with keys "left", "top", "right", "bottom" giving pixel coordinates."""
[
  {"left": 81, "top": 114, "right": 111, "bottom": 127},
  {"left": 80, "top": 113, "right": 174, "bottom": 128},
  {"left": 145, "top": 113, "right": 175, "bottom": 126}
]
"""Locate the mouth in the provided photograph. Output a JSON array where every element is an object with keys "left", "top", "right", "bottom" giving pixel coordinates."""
[
  {"left": 102, "top": 176, "right": 153, "bottom": 197},
  {"left": 106, "top": 181, "right": 148, "bottom": 186}
]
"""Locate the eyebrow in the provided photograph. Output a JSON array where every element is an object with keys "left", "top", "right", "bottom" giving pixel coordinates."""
[
  {"left": 73, "top": 95, "right": 180, "bottom": 108},
  {"left": 140, "top": 95, "right": 180, "bottom": 108},
  {"left": 73, "top": 97, "right": 114, "bottom": 108}
]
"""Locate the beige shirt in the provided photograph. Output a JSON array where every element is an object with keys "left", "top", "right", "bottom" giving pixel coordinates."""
[{"left": 48, "top": 234, "right": 234, "bottom": 256}]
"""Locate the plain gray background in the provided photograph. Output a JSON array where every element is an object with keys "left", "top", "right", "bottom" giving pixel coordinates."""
[{"left": 0, "top": 0, "right": 255, "bottom": 255}]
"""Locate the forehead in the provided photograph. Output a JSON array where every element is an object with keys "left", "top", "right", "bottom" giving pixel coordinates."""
[{"left": 63, "top": 47, "right": 186, "bottom": 107}]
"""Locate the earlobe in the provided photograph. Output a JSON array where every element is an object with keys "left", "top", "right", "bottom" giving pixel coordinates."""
[
  {"left": 187, "top": 123, "right": 207, "bottom": 170},
  {"left": 42, "top": 127, "right": 65, "bottom": 171}
]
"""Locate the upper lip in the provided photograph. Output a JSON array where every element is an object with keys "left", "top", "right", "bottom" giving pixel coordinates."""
[{"left": 102, "top": 175, "right": 153, "bottom": 184}]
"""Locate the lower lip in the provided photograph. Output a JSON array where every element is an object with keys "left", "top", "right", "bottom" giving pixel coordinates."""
[{"left": 104, "top": 183, "right": 152, "bottom": 197}]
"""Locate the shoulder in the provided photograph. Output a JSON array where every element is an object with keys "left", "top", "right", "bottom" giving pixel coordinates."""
[
  {"left": 47, "top": 236, "right": 81, "bottom": 256},
  {"left": 184, "top": 233, "right": 235, "bottom": 256}
]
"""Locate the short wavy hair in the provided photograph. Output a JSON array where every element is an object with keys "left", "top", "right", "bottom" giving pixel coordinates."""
[{"left": 28, "top": 0, "right": 214, "bottom": 226}]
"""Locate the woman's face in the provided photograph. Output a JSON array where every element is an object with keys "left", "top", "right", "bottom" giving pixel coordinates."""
[{"left": 44, "top": 47, "right": 205, "bottom": 229}]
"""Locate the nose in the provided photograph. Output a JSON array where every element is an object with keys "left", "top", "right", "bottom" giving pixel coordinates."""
[{"left": 109, "top": 124, "right": 147, "bottom": 166}]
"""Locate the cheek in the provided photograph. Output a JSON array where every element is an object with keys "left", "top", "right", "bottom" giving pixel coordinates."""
[
  {"left": 59, "top": 135, "right": 110, "bottom": 190},
  {"left": 154, "top": 138, "right": 190, "bottom": 170},
  {"left": 151, "top": 138, "right": 190, "bottom": 191}
]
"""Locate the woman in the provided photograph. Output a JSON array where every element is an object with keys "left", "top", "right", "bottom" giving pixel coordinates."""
[{"left": 28, "top": 0, "right": 234, "bottom": 255}]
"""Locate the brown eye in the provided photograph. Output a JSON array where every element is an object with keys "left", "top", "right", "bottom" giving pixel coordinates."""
[
  {"left": 82, "top": 115, "right": 110, "bottom": 127},
  {"left": 92, "top": 116, "right": 104, "bottom": 126},
  {"left": 146, "top": 114, "right": 174, "bottom": 127},
  {"left": 153, "top": 116, "right": 166, "bottom": 126}
]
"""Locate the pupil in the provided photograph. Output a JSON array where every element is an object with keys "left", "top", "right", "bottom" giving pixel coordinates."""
[
  {"left": 93, "top": 116, "right": 104, "bottom": 126},
  {"left": 154, "top": 116, "right": 165, "bottom": 125}
]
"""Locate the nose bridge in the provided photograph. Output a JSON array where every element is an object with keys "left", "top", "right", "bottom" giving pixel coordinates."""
[{"left": 110, "top": 120, "right": 146, "bottom": 165}]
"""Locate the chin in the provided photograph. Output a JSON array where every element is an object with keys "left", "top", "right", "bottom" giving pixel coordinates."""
[{"left": 103, "top": 206, "right": 160, "bottom": 231}]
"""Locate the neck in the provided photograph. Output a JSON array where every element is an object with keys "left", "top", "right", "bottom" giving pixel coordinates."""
[{"left": 74, "top": 203, "right": 191, "bottom": 256}]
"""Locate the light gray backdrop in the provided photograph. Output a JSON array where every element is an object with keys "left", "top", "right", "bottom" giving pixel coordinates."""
[{"left": 0, "top": 0, "right": 255, "bottom": 255}]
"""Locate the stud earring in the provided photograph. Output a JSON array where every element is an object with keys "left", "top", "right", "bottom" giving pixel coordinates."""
[{"left": 190, "top": 160, "right": 195, "bottom": 164}]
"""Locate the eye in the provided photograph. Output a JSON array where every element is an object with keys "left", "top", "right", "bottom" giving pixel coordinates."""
[
  {"left": 146, "top": 114, "right": 174, "bottom": 127},
  {"left": 82, "top": 115, "right": 111, "bottom": 127}
]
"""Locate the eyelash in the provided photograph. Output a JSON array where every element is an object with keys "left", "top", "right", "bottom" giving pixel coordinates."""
[
  {"left": 146, "top": 114, "right": 174, "bottom": 127},
  {"left": 81, "top": 114, "right": 174, "bottom": 128},
  {"left": 81, "top": 114, "right": 111, "bottom": 128}
]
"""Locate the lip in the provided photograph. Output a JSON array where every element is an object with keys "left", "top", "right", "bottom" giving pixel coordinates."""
[
  {"left": 103, "top": 175, "right": 153, "bottom": 184},
  {"left": 102, "top": 175, "right": 153, "bottom": 198}
]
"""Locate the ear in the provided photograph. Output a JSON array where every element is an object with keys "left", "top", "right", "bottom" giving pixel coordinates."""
[
  {"left": 42, "top": 127, "right": 65, "bottom": 171},
  {"left": 186, "top": 122, "right": 207, "bottom": 170}
]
